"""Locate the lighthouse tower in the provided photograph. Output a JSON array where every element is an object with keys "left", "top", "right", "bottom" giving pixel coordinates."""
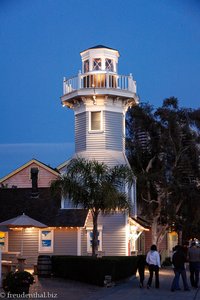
[
  {"left": 61, "top": 45, "right": 138, "bottom": 167},
  {"left": 61, "top": 46, "right": 141, "bottom": 256}
]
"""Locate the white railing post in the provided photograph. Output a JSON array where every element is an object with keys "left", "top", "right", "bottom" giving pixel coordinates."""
[
  {"left": 78, "top": 70, "right": 81, "bottom": 90},
  {"left": 63, "top": 77, "right": 66, "bottom": 95},
  {"left": 128, "top": 73, "right": 133, "bottom": 92},
  {"left": 106, "top": 72, "right": 109, "bottom": 88}
]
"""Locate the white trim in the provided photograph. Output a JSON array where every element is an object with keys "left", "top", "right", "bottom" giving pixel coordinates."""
[
  {"left": 89, "top": 110, "right": 103, "bottom": 132},
  {"left": 38, "top": 229, "right": 54, "bottom": 253},
  {"left": 125, "top": 212, "right": 129, "bottom": 256},
  {"left": 77, "top": 228, "right": 81, "bottom": 256}
]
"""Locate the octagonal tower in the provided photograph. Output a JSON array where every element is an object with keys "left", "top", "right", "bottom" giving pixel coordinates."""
[{"left": 61, "top": 45, "right": 139, "bottom": 166}]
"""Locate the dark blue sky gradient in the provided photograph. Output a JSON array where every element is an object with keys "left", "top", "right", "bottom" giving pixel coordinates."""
[{"left": 0, "top": 0, "right": 200, "bottom": 177}]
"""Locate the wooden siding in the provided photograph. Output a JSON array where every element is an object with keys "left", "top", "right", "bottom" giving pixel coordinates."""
[
  {"left": 83, "top": 211, "right": 127, "bottom": 256},
  {"left": 75, "top": 111, "right": 125, "bottom": 153},
  {"left": 1, "top": 163, "right": 58, "bottom": 188},
  {"left": 74, "top": 150, "right": 128, "bottom": 167},
  {"left": 5, "top": 228, "right": 78, "bottom": 267},
  {"left": 86, "top": 111, "right": 106, "bottom": 150},
  {"left": 54, "top": 228, "right": 77, "bottom": 255},
  {"left": 75, "top": 112, "right": 86, "bottom": 152},
  {"left": 105, "top": 111, "right": 124, "bottom": 151},
  {"left": 8, "top": 228, "right": 39, "bottom": 266},
  {"left": 99, "top": 213, "right": 127, "bottom": 256}
]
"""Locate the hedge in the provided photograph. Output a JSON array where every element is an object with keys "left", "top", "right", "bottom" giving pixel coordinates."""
[{"left": 51, "top": 255, "right": 138, "bottom": 286}]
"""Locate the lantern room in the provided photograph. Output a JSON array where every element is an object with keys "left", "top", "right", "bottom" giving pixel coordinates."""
[{"left": 61, "top": 45, "right": 138, "bottom": 108}]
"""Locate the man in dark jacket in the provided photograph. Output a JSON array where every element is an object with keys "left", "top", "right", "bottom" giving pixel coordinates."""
[
  {"left": 188, "top": 241, "right": 200, "bottom": 288},
  {"left": 171, "top": 245, "right": 190, "bottom": 292}
]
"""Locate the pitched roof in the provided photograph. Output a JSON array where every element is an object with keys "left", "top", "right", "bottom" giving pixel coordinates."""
[
  {"left": 0, "top": 188, "right": 88, "bottom": 227},
  {"left": 81, "top": 45, "right": 119, "bottom": 53},
  {"left": 131, "top": 216, "right": 150, "bottom": 230},
  {"left": 0, "top": 158, "right": 59, "bottom": 183}
]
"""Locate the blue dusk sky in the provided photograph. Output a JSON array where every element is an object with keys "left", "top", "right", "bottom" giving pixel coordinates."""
[{"left": 0, "top": 0, "right": 200, "bottom": 178}]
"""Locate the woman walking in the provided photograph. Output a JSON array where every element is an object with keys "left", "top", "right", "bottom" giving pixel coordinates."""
[{"left": 146, "top": 244, "right": 161, "bottom": 289}]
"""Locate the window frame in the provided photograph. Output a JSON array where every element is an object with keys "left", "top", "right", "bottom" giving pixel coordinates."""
[
  {"left": 93, "top": 58, "right": 102, "bottom": 71},
  {"left": 89, "top": 111, "right": 103, "bottom": 132},
  {"left": 86, "top": 226, "right": 103, "bottom": 253},
  {"left": 105, "top": 58, "right": 114, "bottom": 72},
  {"left": 84, "top": 59, "right": 89, "bottom": 73},
  {"left": 38, "top": 229, "right": 54, "bottom": 253},
  {"left": 0, "top": 231, "right": 8, "bottom": 252}
]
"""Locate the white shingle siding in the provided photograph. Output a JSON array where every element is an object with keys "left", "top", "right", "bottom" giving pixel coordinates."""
[
  {"left": 75, "top": 112, "right": 86, "bottom": 152},
  {"left": 82, "top": 211, "right": 128, "bottom": 256},
  {"left": 54, "top": 229, "right": 77, "bottom": 255},
  {"left": 75, "top": 110, "right": 125, "bottom": 153},
  {"left": 105, "top": 111, "right": 124, "bottom": 151}
]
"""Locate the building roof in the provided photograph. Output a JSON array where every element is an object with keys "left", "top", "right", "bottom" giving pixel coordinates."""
[
  {"left": 81, "top": 45, "right": 118, "bottom": 53},
  {"left": 0, "top": 188, "right": 88, "bottom": 227},
  {"left": 0, "top": 158, "right": 59, "bottom": 183},
  {"left": 131, "top": 216, "right": 150, "bottom": 229}
]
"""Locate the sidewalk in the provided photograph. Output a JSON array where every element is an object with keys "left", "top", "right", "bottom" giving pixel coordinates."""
[
  {"left": 30, "top": 267, "right": 200, "bottom": 300},
  {"left": 1, "top": 267, "right": 200, "bottom": 299}
]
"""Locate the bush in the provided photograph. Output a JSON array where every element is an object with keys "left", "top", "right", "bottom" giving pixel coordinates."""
[
  {"left": 3, "top": 271, "right": 34, "bottom": 294},
  {"left": 162, "top": 257, "right": 172, "bottom": 266},
  {"left": 51, "top": 255, "right": 138, "bottom": 286}
]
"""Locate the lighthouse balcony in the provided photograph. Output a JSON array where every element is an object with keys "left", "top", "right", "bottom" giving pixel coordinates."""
[{"left": 62, "top": 72, "right": 137, "bottom": 102}]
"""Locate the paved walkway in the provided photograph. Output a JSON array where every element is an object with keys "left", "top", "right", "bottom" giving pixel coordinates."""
[{"left": 1, "top": 267, "right": 200, "bottom": 299}]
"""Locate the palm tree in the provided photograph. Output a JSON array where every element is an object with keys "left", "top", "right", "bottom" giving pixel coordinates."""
[{"left": 51, "top": 157, "right": 134, "bottom": 256}]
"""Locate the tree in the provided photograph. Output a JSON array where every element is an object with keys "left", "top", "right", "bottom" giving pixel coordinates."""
[
  {"left": 126, "top": 97, "right": 200, "bottom": 246},
  {"left": 51, "top": 157, "right": 134, "bottom": 256}
]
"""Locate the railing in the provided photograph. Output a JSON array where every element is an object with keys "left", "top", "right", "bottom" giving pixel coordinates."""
[{"left": 63, "top": 72, "right": 136, "bottom": 95}]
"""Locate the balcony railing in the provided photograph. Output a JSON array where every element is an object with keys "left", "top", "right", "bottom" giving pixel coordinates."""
[{"left": 63, "top": 72, "right": 136, "bottom": 95}]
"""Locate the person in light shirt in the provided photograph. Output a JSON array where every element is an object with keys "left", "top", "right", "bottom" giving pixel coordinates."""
[{"left": 146, "top": 244, "right": 161, "bottom": 289}]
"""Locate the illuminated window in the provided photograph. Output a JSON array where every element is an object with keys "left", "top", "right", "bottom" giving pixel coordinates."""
[
  {"left": 90, "top": 111, "right": 101, "bottom": 131},
  {"left": 86, "top": 226, "right": 102, "bottom": 253},
  {"left": 39, "top": 229, "right": 54, "bottom": 252},
  {"left": 93, "top": 58, "right": 101, "bottom": 70},
  {"left": 0, "top": 231, "right": 8, "bottom": 252},
  {"left": 105, "top": 58, "right": 114, "bottom": 71},
  {"left": 84, "top": 60, "right": 89, "bottom": 73}
]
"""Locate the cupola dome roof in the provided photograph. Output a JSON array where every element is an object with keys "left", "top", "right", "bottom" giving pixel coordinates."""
[{"left": 81, "top": 45, "right": 118, "bottom": 53}]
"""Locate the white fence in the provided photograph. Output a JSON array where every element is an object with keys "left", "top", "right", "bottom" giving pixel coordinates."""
[{"left": 63, "top": 72, "right": 136, "bottom": 95}]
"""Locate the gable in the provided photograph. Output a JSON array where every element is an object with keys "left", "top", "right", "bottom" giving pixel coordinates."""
[{"left": 0, "top": 159, "right": 59, "bottom": 188}]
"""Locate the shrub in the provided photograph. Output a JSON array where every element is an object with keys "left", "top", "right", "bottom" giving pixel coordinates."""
[
  {"left": 3, "top": 271, "right": 34, "bottom": 294},
  {"left": 162, "top": 257, "right": 172, "bottom": 266},
  {"left": 51, "top": 255, "right": 138, "bottom": 286}
]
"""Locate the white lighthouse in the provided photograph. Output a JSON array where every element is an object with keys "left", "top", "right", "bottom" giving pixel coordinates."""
[
  {"left": 60, "top": 45, "right": 144, "bottom": 256},
  {"left": 61, "top": 45, "right": 138, "bottom": 167}
]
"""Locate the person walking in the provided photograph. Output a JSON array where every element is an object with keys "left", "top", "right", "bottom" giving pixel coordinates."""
[
  {"left": 137, "top": 255, "right": 146, "bottom": 288},
  {"left": 171, "top": 245, "right": 190, "bottom": 292},
  {"left": 188, "top": 241, "right": 200, "bottom": 289},
  {"left": 146, "top": 244, "right": 161, "bottom": 289}
]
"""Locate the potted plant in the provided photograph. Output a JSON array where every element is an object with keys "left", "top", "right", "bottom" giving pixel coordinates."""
[{"left": 3, "top": 270, "right": 34, "bottom": 295}]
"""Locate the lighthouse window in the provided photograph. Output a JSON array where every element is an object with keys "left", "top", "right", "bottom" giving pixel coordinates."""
[
  {"left": 84, "top": 60, "right": 89, "bottom": 73},
  {"left": 90, "top": 111, "right": 101, "bottom": 131},
  {"left": 105, "top": 58, "right": 114, "bottom": 72},
  {"left": 93, "top": 58, "right": 101, "bottom": 70}
]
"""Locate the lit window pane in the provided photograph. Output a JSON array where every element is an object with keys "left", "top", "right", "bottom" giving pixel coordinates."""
[
  {"left": 84, "top": 60, "right": 89, "bottom": 73},
  {"left": 93, "top": 58, "right": 101, "bottom": 70},
  {"left": 105, "top": 58, "right": 114, "bottom": 71},
  {"left": 91, "top": 111, "right": 101, "bottom": 130}
]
